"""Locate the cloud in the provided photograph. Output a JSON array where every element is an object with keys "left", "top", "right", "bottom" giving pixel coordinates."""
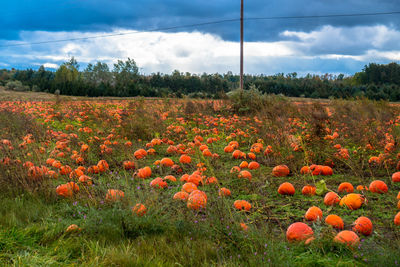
[
  {"left": 0, "top": 24, "right": 400, "bottom": 75},
  {"left": 2, "top": 0, "right": 400, "bottom": 42},
  {"left": 282, "top": 25, "right": 400, "bottom": 56},
  {"left": 42, "top": 63, "right": 59, "bottom": 69}
]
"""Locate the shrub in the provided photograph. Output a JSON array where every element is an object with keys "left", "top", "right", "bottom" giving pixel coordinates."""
[
  {"left": 5, "top": 81, "right": 29, "bottom": 91},
  {"left": 227, "top": 84, "right": 290, "bottom": 115}
]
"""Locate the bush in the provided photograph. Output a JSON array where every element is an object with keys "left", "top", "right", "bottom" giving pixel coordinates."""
[
  {"left": 227, "top": 84, "right": 289, "bottom": 114},
  {"left": 5, "top": 81, "right": 29, "bottom": 92}
]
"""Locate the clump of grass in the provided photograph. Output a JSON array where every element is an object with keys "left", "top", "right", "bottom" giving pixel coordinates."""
[{"left": 118, "top": 98, "right": 167, "bottom": 141}]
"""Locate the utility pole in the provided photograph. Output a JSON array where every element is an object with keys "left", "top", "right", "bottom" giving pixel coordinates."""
[{"left": 240, "top": 0, "right": 244, "bottom": 90}]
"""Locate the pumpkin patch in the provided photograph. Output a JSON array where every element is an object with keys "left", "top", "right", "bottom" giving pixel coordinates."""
[{"left": 2, "top": 97, "right": 400, "bottom": 265}]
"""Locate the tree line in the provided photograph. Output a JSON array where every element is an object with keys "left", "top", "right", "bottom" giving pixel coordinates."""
[{"left": 1, "top": 58, "right": 400, "bottom": 101}]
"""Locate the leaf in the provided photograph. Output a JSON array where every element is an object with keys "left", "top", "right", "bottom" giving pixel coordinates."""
[{"left": 316, "top": 180, "right": 329, "bottom": 196}]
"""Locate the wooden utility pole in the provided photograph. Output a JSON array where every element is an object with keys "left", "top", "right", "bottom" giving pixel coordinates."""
[{"left": 240, "top": 0, "right": 244, "bottom": 90}]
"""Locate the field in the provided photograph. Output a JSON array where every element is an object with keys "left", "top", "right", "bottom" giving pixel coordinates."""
[{"left": 1, "top": 93, "right": 400, "bottom": 266}]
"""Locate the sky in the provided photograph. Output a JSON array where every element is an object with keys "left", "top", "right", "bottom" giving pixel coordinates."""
[{"left": 1, "top": 0, "right": 400, "bottom": 76}]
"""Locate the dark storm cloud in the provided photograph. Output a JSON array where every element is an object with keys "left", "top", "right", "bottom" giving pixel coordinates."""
[{"left": 1, "top": 0, "right": 400, "bottom": 42}]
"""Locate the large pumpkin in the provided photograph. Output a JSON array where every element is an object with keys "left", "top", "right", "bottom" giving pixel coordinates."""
[
  {"left": 187, "top": 190, "right": 207, "bottom": 210},
  {"left": 369, "top": 180, "right": 388, "bottom": 194},
  {"left": 352, "top": 216, "right": 373, "bottom": 236},
  {"left": 286, "top": 222, "right": 314, "bottom": 242},
  {"left": 325, "top": 214, "right": 344, "bottom": 230},
  {"left": 278, "top": 182, "right": 295, "bottom": 195},
  {"left": 324, "top": 192, "right": 340, "bottom": 206},
  {"left": 339, "top": 193, "right": 365, "bottom": 210},
  {"left": 334, "top": 230, "right": 359, "bottom": 246},
  {"left": 305, "top": 206, "right": 323, "bottom": 221},
  {"left": 272, "top": 165, "right": 290, "bottom": 177}
]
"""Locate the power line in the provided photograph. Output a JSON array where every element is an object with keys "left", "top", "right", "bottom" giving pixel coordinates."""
[
  {"left": 1, "top": 10, "right": 400, "bottom": 48},
  {"left": 247, "top": 11, "right": 400, "bottom": 21},
  {"left": 0, "top": 18, "right": 239, "bottom": 48}
]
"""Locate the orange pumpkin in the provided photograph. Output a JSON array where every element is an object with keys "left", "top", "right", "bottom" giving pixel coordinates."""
[
  {"left": 392, "top": 172, "right": 400, "bottom": 183},
  {"left": 56, "top": 182, "right": 79, "bottom": 198},
  {"left": 219, "top": 187, "right": 231, "bottom": 197},
  {"left": 239, "top": 161, "right": 248, "bottom": 169},
  {"left": 78, "top": 175, "right": 93, "bottom": 185},
  {"left": 334, "top": 230, "right": 359, "bottom": 246},
  {"left": 339, "top": 193, "right": 365, "bottom": 210},
  {"left": 187, "top": 190, "right": 207, "bottom": 210},
  {"left": 59, "top": 165, "right": 72, "bottom": 176},
  {"left": 205, "top": 176, "right": 218, "bottom": 184},
  {"left": 202, "top": 149, "right": 212, "bottom": 157},
  {"left": 302, "top": 185, "right": 316, "bottom": 196},
  {"left": 150, "top": 177, "right": 168, "bottom": 189},
  {"left": 224, "top": 146, "right": 234, "bottom": 153},
  {"left": 324, "top": 192, "right": 340, "bottom": 206},
  {"left": 352, "top": 216, "right": 373, "bottom": 236},
  {"left": 87, "top": 165, "right": 99, "bottom": 174},
  {"left": 179, "top": 155, "right": 191, "bottom": 164},
  {"left": 46, "top": 158, "right": 55, "bottom": 166},
  {"left": 356, "top": 185, "right": 368, "bottom": 191},
  {"left": 182, "top": 182, "right": 198, "bottom": 193},
  {"left": 232, "top": 150, "right": 242, "bottom": 159},
  {"left": 134, "top": 149, "right": 147, "bottom": 159},
  {"left": 66, "top": 224, "right": 81, "bottom": 233},
  {"left": 300, "top": 166, "right": 311, "bottom": 175},
  {"left": 27, "top": 166, "right": 47, "bottom": 180},
  {"left": 123, "top": 161, "right": 135, "bottom": 170},
  {"left": 187, "top": 173, "right": 203, "bottom": 186},
  {"left": 105, "top": 189, "right": 125, "bottom": 201},
  {"left": 230, "top": 166, "right": 241, "bottom": 174},
  {"left": 278, "top": 182, "right": 295, "bottom": 195},
  {"left": 272, "top": 165, "right": 290, "bottom": 177},
  {"left": 160, "top": 158, "right": 174, "bottom": 167},
  {"left": 238, "top": 170, "right": 252, "bottom": 181},
  {"left": 338, "top": 182, "right": 354, "bottom": 193},
  {"left": 248, "top": 161, "right": 260, "bottom": 170},
  {"left": 395, "top": 212, "right": 400, "bottom": 225},
  {"left": 321, "top": 166, "right": 333, "bottom": 176},
  {"left": 305, "top": 206, "right": 323, "bottom": 221},
  {"left": 137, "top": 166, "right": 152, "bottom": 179},
  {"left": 164, "top": 175, "right": 177, "bottom": 182},
  {"left": 97, "top": 160, "right": 109, "bottom": 172},
  {"left": 180, "top": 174, "right": 190, "bottom": 182},
  {"left": 286, "top": 222, "right": 314, "bottom": 242},
  {"left": 69, "top": 168, "right": 84, "bottom": 179},
  {"left": 369, "top": 180, "right": 388, "bottom": 194},
  {"left": 233, "top": 200, "right": 251, "bottom": 211},
  {"left": 52, "top": 160, "right": 62, "bottom": 169},
  {"left": 47, "top": 170, "right": 58, "bottom": 179},
  {"left": 240, "top": 222, "right": 249, "bottom": 231},
  {"left": 247, "top": 153, "right": 256, "bottom": 160},
  {"left": 173, "top": 191, "right": 189, "bottom": 201},
  {"left": 132, "top": 203, "right": 147, "bottom": 216},
  {"left": 310, "top": 165, "right": 323, "bottom": 176},
  {"left": 325, "top": 214, "right": 344, "bottom": 229}
]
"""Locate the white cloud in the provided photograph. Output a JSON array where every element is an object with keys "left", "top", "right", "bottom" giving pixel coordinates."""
[
  {"left": 1, "top": 24, "right": 400, "bottom": 75},
  {"left": 43, "top": 63, "right": 59, "bottom": 69}
]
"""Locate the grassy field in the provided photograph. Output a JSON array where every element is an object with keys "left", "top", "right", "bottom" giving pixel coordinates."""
[{"left": 1, "top": 92, "right": 400, "bottom": 266}]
